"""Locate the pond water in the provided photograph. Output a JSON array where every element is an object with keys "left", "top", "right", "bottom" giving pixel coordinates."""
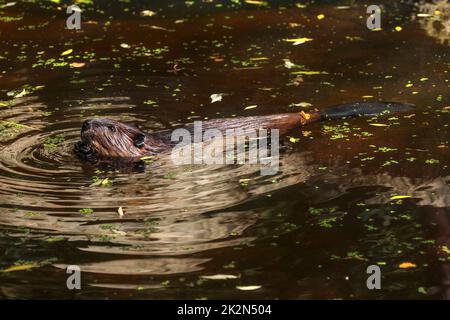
[{"left": 0, "top": 0, "right": 448, "bottom": 299}]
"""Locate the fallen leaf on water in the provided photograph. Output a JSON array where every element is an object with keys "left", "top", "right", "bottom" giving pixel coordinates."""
[
  {"left": 70, "top": 62, "right": 85, "bottom": 68},
  {"left": 120, "top": 43, "right": 130, "bottom": 49},
  {"left": 210, "top": 93, "right": 224, "bottom": 104},
  {"left": 244, "top": 105, "right": 258, "bottom": 110},
  {"left": 0, "top": 263, "right": 38, "bottom": 273},
  {"left": 149, "top": 25, "right": 172, "bottom": 32},
  {"left": 249, "top": 57, "right": 269, "bottom": 61},
  {"left": 284, "top": 59, "right": 295, "bottom": 69},
  {"left": 236, "top": 285, "right": 262, "bottom": 291},
  {"left": 317, "top": 14, "right": 325, "bottom": 20},
  {"left": 140, "top": 10, "right": 156, "bottom": 17},
  {"left": 416, "top": 13, "right": 433, "bottom": 17},
  {"left": 61, "top": 49, "right": 73, "bottom": 56},
  {"left": 390, "top": 195, "right": 412, "bottom": 200},
  {"left": 290, "top": 102, "right": 313, "bottom": 108},
  {"left": 291, "top": 70, "right": 327, "bottom": 75},
  {"left": 244, "top": 0, "right": 267, "bottom": 6},
  {"left": 399, "top": 262, "right": 417, "bottom": 269},
  {"left": 118, "top": 206, "right": 124, "bottom": 218},
  {"left": 200, "top": 274, "right": 239, "bottom": 280},
  {"left": 369, "top": 123, "right": 389, "bottom": 127},
  {"left": 283, "top": 37, "right": 313, "bottom": 45},
  {"left": 0, "top": 2, "right": 17, "bottom": 9},
  {"left": 14, "top": 89, "right": 28, "bottom": 98}
]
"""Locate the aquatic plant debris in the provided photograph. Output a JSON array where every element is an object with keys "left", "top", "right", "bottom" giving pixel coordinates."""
[
  {"left": 210, "top": 93, "right": 224, "bottom": 103},
  {"left": 236, "top": 285, "right": 262, "bottom": 291},
  {"left": 200, "top": 274, "right": 239, "bottom": 280},
  {"left": 283, "top": 37, "right": 313, "bottom": 45},
  {"left": 399, "top": 262, "right": 417, "bottom": 269}
]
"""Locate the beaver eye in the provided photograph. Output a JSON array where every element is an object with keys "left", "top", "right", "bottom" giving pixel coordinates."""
[{"left": 108, "top": 125, "right": 116, "bottom": 132}]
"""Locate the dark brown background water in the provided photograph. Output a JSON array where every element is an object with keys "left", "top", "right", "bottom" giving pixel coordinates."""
[{"left": 0, "top": 0, "right": 448, "bottom": 299}]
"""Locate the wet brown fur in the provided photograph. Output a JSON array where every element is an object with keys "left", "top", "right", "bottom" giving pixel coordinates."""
[{"left": 75, "top": 112, "right": 319, "bottom": 160}]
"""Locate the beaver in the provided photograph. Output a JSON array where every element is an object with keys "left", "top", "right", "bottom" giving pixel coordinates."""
[{"left": 74, "top": 101, "right": 414, "bottom": 162}]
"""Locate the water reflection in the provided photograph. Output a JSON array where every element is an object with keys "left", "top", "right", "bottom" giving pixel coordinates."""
[{"left": 0, "top": 0, "right": 448, "bottom": 299}]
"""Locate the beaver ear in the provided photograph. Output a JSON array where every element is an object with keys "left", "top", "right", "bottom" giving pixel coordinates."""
[{"left": 134, "top": 133, "right": 146, "bottom": 148}]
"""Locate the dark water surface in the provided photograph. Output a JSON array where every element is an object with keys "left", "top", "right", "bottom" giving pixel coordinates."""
[{"left": 0, "top": 0, "right": 449, "bottom": 299}]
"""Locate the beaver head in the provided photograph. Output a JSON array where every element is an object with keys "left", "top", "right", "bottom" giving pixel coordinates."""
[{"left": 74, "top": 118, "right": 148, "bottom": 159}]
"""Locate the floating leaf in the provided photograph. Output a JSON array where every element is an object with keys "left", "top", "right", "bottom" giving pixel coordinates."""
[
  {"left": 14, "top": 89, "right": 28, "bottom": 98},
  {"left": 61, "top": 49, "right": 73, "bottom": 56},
  {"left": 1, "top": 263, "right": 38, "bottom": 273},
  {"left": 291, "top": 70, "right": 327, "bottom": 75},
  {"left": 284, "top": 60, "right": 295, "bottom": 69},
  {"left": 244, "top": 105, "right": 257, "bottom": 110},
  {"left": 417, "top": 287, "right": 427, "bottom": 294},
  {"left": 45, "top": 236, "right": 65, "bottom": 243},
  {"left": 244, "top": 0, "right": 267, "bottom": 6},
  {"left": 399, "top": 262, "right": 417, "bottom": 269},
  {"left": 79, "top": 208, "right": 94, "bottom": 215},
  {"left": 200, "top": 274, "right": 239, "bottom": 280},
  {"left": 120, "top": 43, "right": 130, "bottom": 49},
  {"left": 70, "top": 62, "right": 85, "bottom": 68},
  {"left": 289, "top": 102, "right": 312, "bottom": 108},
  {"left": 369, "top": 123, "right": 389, "bottom": 127},
  {"left": 317, "top": 14, "right": 325, "bottom": 20},
  {"left": 390, "top": 195, "right": 412, "bottom": 200},
  {"left": 210, "top": 93, "right": 224, "bottom": 103},
  {"left": 283, "top": 37, "right": 313, "bottom": 45},
  {"left": 236, "top": 285, "right": 262, "bottom": 291},
  {"left": 140, "top": 10, "right": 156, "bottom": 17}
]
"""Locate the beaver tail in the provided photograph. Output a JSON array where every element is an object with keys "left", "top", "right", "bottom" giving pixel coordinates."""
[{"left": 318, "top": 101, "right": 415, "bottom": 121}]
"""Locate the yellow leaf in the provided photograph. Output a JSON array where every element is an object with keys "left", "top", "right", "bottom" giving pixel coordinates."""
[
  {"left": 395, "top": 26, "right": 402, "bottom": 32},
  {"left": 61, "top": 49, "right": 73, "bottom": 56},
  {"left": 1, "top": 263, "right": 38, "bottom": 273},
  {"left": 399, "top": 262, "right": 416, "bottom": 269},
  {"left": 283, "top": 37, "right": 313, "bottom": 45},
  {"left": 291, "top": 70, "right": 327, "bottom": 75},
  {"left": 249, "top": 57, "right": 269, "bottom": 61},
  {"left": 390, "top": 195, "right": 412, "bottom": 200},
  {"left": 245, "top": 0, "right": 267, "bottom": 6},
  {"left": 317, "top": 14, "right": 325, "bottom": 20},
  {"left": 369, "top": 123, "right": 389, "bottom": 127},
  {"left": 244, "top": 105, "right": 257, "bottom": 110}
]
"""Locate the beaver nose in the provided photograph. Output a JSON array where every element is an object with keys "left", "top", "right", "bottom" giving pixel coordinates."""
[{"left": 82, "top": 120, "right": 92, "bottom": 131}]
